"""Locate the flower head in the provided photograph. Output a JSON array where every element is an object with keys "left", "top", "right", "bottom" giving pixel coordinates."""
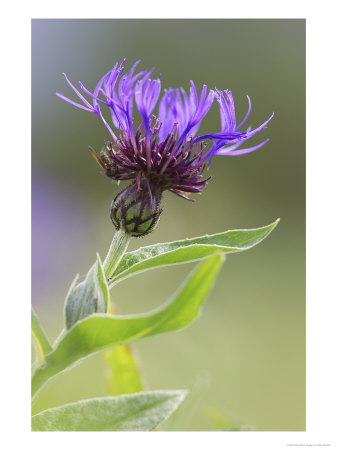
[
  {"left": 57, "top": 59, "right": 274, "bottom": 202},
  {"left": 110, "top": 180, "right": 162, "bottom": 237}
]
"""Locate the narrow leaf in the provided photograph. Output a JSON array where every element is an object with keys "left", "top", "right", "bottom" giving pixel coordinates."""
[
  {"left": 32, "top": 253, "right": 223, "bottom": 397},
  {"left": 109, "top": 219, "right": 279, "bottom": 286},
  {"left": 102, "top": 302, "right": 144, "bottom": 396},
  {"left": 31, "top": 390, "right": 187, "bottom": 431},
  {"left": 102, "top": 344, "right": 144, "bottom": 396},
  {"left": 64, "top": 254, "right": 109, "bottom": 329},
  {"left": 31, "top": 308, "right": 52, "bottom": 365}
]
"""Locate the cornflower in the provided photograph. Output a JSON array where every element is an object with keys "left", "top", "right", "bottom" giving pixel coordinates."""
[{"left": 57, "top": 59, "right": 273, "bottom": 235}]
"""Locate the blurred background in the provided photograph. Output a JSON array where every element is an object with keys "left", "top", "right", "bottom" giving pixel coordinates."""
[{"left": 31, "top": 19, "right": 305, "bottom": 431}]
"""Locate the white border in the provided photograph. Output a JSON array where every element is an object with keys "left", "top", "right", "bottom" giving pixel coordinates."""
[{"left": 1, "top": 1, "right": 337, "bottom": 449}]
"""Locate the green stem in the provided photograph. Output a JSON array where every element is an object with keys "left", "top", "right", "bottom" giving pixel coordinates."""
[
  {"left": 102, "top": 233, "right": 144, "bottom": 395},
  {"left": 101, "top": 302, "right": 144, "bottom": 396},
  {"left": 103, "top": 230, "right": 131, "bottom": 280}
]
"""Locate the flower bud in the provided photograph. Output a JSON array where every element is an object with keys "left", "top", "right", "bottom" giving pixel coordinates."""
[{"left": 110, "top": 181, "right": 162, "bottom": 237}]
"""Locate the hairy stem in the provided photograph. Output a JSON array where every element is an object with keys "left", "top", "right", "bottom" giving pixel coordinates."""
[
  {"left": 102, "top": 231, "right": 144, "bottom": 395},
  {"left": 103, "top": 229, "right": 131, "bottom": 280}
]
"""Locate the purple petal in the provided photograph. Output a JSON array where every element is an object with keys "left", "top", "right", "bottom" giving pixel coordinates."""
[
  {"left": 158, "top": 90, "right": 175, "bottom": 141},
  {"left": 62, "top": 73, "right": 93, "bottom": 109},
  {"left": 236, "top": 95, "right": 252, "bottom": 130},
  {"left": 193, "top": 131, "right": 246, "bottom": 145},
  {"left": 126, "top": 59, "right": 141, "bottom": 79},
  {"left": 246, "top": 112, "right": 274, "bottom": 139},
  {"left": 135, "top": 78, "right": 161, "bottom": 133},
  {"left": 93, "top": 71, "right": 112, "bottom": 109},
  {"left": 216, "top": 89, "right": 236, "bottom": 133},
  {"left": 55, "top": 93, "right": 94, "bottom": 112},
  {"left": 189, "top": 80, "right": 198, "bottom": 112},
  {"left": 177, "top": 83, "right": 214, "bottom": 144},
  {"left": 215, "top": 139, "right": 270, "bottom": 156},
  {"left": 79, "top": 82, "right": 109, "bottom": 107}
]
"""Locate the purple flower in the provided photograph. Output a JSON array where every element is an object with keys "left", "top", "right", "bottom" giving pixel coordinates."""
[{"left": 57, "top": 59, "right": 273, "bottom": 201}]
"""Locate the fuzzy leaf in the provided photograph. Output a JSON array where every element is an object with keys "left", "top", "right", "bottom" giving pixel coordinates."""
[
  {"left": 64, "top": 254, "right": 109, "bottom": 329},
  {"left": 31, "top": 308, "right": 52, "bottom": 366},
  {"left": 108, "top": 219, "right": 279, "bottom": 286},
  {"left": 31, "top": 390, "right": 187, "bottom": 431},
  {"left": 32, "top": 253, "right": 223, "bottom": 397}
]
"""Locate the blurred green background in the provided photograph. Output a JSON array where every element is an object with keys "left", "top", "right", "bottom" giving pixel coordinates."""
[{"left": 31, "top": 19, "right": 305, "bottom": 431}]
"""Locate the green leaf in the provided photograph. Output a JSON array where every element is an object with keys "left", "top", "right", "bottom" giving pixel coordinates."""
[
  {"left": 109, "top": 219, "right": 279, "bottom": 286},
  {"left": 102, "top": 344, "right": 144, "bottom": 396},
  {"left": 102, "top": 302, "right": 144, "bottom": 396},
  {"left": 31, "top": 390, "right": 187, "bottom": 431},
  {"left": 31, "top": 308, "right": 52, "bottom": 366},
  {"left": 64, "top": 253, "right": 109, "bottom": 329},
  {"left": 32, "top": 253, "right": 223, "bottom": 398}
]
